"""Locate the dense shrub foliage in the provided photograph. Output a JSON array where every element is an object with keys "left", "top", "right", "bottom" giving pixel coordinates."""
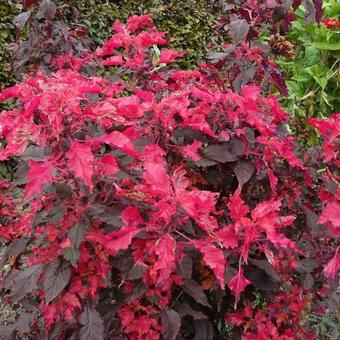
[
  {"left": 0, "top": 14, "right": 339, "bottom": 339},
  {"left": 0, "top": 0, "right": 221, "bottom": 85}
]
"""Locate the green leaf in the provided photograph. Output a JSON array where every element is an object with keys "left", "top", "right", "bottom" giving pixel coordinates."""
[{"left": 311, "top": 41, "right": 340, "bottom": 50}]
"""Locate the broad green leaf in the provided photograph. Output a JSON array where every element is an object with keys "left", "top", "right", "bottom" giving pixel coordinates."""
[{"left": 311, "top": 41, "right": 340, "bottom": 50}]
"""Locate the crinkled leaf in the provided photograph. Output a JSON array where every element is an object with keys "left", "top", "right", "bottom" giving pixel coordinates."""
[
  {"left": 67, "top": 142, "right": 94, "bottom": 191},
  {"left": 232, "top": 161, "right": 255, "bottom": 187},
  {"left": 160, "top": 308, "right": 181, "bottom": 340},
  {"left": 79, "top": 305, "right": 104, "bottom": 340},
  {"left": 228, "top": 19, "right": 250, "bottom": 43},
  {"left": 13, "top": 12, "right": 31, "bottom": 30},
  {"left": 201, "top": 143, "right": 237, "bottom": 163},
  {"left": 8, "top": 264, "right": 43, "bottom": 303},
  {"left": 194, "top": 319, "right": 213, "bottom": 340},
  {"left": 44, "top": 261, "right": 71, "bottom": 305},
  {"left": 183, "top": 279, "right": 212, "bottom": 308}
]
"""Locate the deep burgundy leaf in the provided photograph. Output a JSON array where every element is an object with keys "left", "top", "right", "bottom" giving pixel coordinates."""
[
  {"left": 183, "top": 279, "right": 212, "bottom": 308},
  {"left": 44, "top": 261, "right": 71, "bottom": 305},
  {"left": 0, "top": 326, "right": 14, "bottom": 340},
  {"left": 36, "top": 0, "right": 57, "bottom": 20},
  {"left": 8, "top": 264, "right": 43, "bottom": 303},
  {"left": 201, "top": 143, "right": 237, "bottom": 163},
  {"left": 194, "top": 319, "right": 213, "bottom": 340},
  {"left": 161, "top": 308, "right": 181, "bottom": 340},
  {"left": 250, "top": 259, "right": 281, "bottom": 282},
  {"left": 13, "top": 12, "right": 31, "bottom": 30},
  {"left": 232, "top": 161, "right": 255, "bottom": 187},
  {"left": 228, "top": 19, "right": 250, "bottom": 43},
  {"left": 177, "top": 304, "right": 207, "bottom": 320},
  {"left": 69, "top": 222, "right": 89, "bottom": 249},
  {"left": 15, "top": 311, "right": 37, "bottom": 333},
  {"left": 177, "top": 255, "right": 193, "bottom": 279},
  {"left": 0, "top": 238, "right": 28, "bottom": 268},
  {"left": 79, "top": 305, "right": 104, "bottom": 340}
]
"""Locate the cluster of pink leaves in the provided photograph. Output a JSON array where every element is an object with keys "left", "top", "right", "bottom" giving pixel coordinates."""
[{"left": 0, "top": 14, "right": 339, "bottom": 340}]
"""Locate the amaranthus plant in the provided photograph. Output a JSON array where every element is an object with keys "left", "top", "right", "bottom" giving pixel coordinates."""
[{"left": 0, "top": 15, "right": 338, "bottom": 339}]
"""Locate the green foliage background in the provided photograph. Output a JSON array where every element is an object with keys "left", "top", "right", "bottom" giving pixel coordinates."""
[{"left": 0, "top": 0, "right": 222, "bottom": 87}]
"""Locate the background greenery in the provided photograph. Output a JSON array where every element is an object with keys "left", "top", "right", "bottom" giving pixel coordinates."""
[{"left": 0, "top": 0, "right": 222, "bottom": 88}]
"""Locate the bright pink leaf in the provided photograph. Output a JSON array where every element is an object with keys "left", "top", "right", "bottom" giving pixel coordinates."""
[
  {"left": 67, "top": 142, "right": 94, "bottom": 191},
  {"left": 25, "top": 160, "right": 54, "bottom": 199},
  {"left": 193, "top": 239, "right": 226, "bottom": 288}
]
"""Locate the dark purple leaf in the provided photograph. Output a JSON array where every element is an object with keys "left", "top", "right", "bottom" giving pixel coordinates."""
[
  {"left": 69, "top": 222, "right": 89, "bottom": 249},
  {"left": 125, "top": 264, "right": 147, "bottom": 280},
  {"left": 177, "top": 255, "right": 193, "bottom": 279},
  {"left": 250, "top": 259, "right": 281, "bottom": 282},
  {"left": 296, "top": 259, "right": 319, "bottom": 273},
  {"left": 201, "top": 143, "right": 237, "bottom": 163},
  {"left": 232, "top": 161, "right": 255, "bottom": 187},
  {"left": 303, "top": 0, "right": 316, "bottom": 25},
  {"left": 0, "top": 325, "right": 14, "bottom": 340},
  {"left": 37, "top": 0, "right": 57, "bottom": 20},
  {"left": 177, "top": 304, "right": 207, "bottom": 320},
  {"left": 44, "top": 261, "right": 71, "bottom": 305},
  {"left": 161, "top": 308, "right": 181, "bottom": 340},
  {"left": 87, "top": 204, "right": 123, "bottom": 227},
  {"left": 15, "top": 311, "right": 37, "bottom": 333},
  {"left": 194, "top": 319, "right": 213, "bottom": 340},
  {"left": 228, "top": 19, "right": 250, "bottom": 43},
  {"left": 8, "top": 264, "right": 42, "bottom": 303},
  {"left": 183, "top": 280, "right": 211, "bottom": 308},
  {"left": 13, "top": 12, "right": 31, "bottom": 30},
  {"left": 21, "top": 146, "right": 45, "bottom": 161},
  {"left": 302, "top": 273, "right": 314, "bottom": 290},
  {"left": 126, "top": 280, "right": 147, "bottom": 301},
  {"left": 0, "top": 238, "right": 28, "bottom": 267},
  {"left": 79, "top": 305, "right": 104, "bottom": 340},
  {"left": 63, "top": 248, "right": 80, "bottom": 267},
  {"left": 312, "top": 0, "right": 323, "bottom": 22}
]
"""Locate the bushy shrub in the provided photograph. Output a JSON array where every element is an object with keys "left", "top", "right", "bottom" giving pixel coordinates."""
[{"left": 0, "top": 14, "right": 339, "bottom": 340}]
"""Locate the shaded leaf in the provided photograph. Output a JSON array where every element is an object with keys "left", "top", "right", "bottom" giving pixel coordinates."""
[
  {"left": 0, "top": 238, "right": 28, "bottom": 268},
  {"left": 232, "top": 161, "right": 255, "bottom": 187},
  {"left": 125, "top": 264, "right": 147, "bottom": 280},
  {"left": 13, "top": 12, "right": 31, "bottom": 30},
  {"left": 228, "top": 19, "right": 250, "bottom": 43},
  {"left": 201, "top": 143, "right": 237, "bottom": 163},
  {"left": 161, "top": 308, "right": 181, "bottom": 340},
  {"left": 9, "top": 264, "right": 42, "bottom": 303},
  {"left": 177, "top": 255, "right": 193, "bottom": 279},
  {"left": 250, "top": 259, "right": 281, "bottom": 282},
  {"left": 37, "top": 0, "right": 57, "bottom": 20},
  {"left": 79, "top": 305, "right": 104, "bottom": 340},
  {"left": 44, "top": 261, "right": 71, "bottom": 305},
  {"left": 69, "top": 222, "right": 89, "bottom": 249},
  {"left": 194, "top": 319, "right": 213, "bottom": 340},
  {"left": 183, "top": 279, "right": 211, "bottom": 308},
  {"left": 177, "top": 303, "right": 207, "bottom": 320}
]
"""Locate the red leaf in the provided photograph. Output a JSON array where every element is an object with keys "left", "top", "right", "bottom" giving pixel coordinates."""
[
  {"left": 193, "top": 240, "right": 226, "bottom": 288},
  {"left": 159, "top": 49, "right": 184, "bottom": 64},
  {"left": 98, "top": 154, "right": 119, "bottom": 176},
  {"left": 227, "top": 190, "right": 250, "bottom": 221},
  {"left": 154, "top": 235, "right": 176, "bottom": 284},
  {"left": 323, "top": 248, "right": 340, "bottom": 279},
  {"left": 228, "top": 267, "right": 251, "bottom": 303},
  {"left": 25, "top": 160, "right": 54, "bottom": 199},
  {"left": 215, "top": 226, "right": 238, "bottom": 249},
  {"left": 86, "top": 227, "right": 139, "bottom": 255},
  {"left": 96, "top": 131, "right": 138, "bottom": 157},
  {"left": 181, "top": 140, "right": 202, "bottom": 161},
  {"left": 67, "top": 142, "right": 94, "bottom": 191},
  {"left": 319, "top": 201, "right": 340, "bottom": 230}
]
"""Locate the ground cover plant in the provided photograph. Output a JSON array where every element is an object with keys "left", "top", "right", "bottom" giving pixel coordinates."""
[{"left": 0, "top": 1, "right": 339, "bottom": 339}]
